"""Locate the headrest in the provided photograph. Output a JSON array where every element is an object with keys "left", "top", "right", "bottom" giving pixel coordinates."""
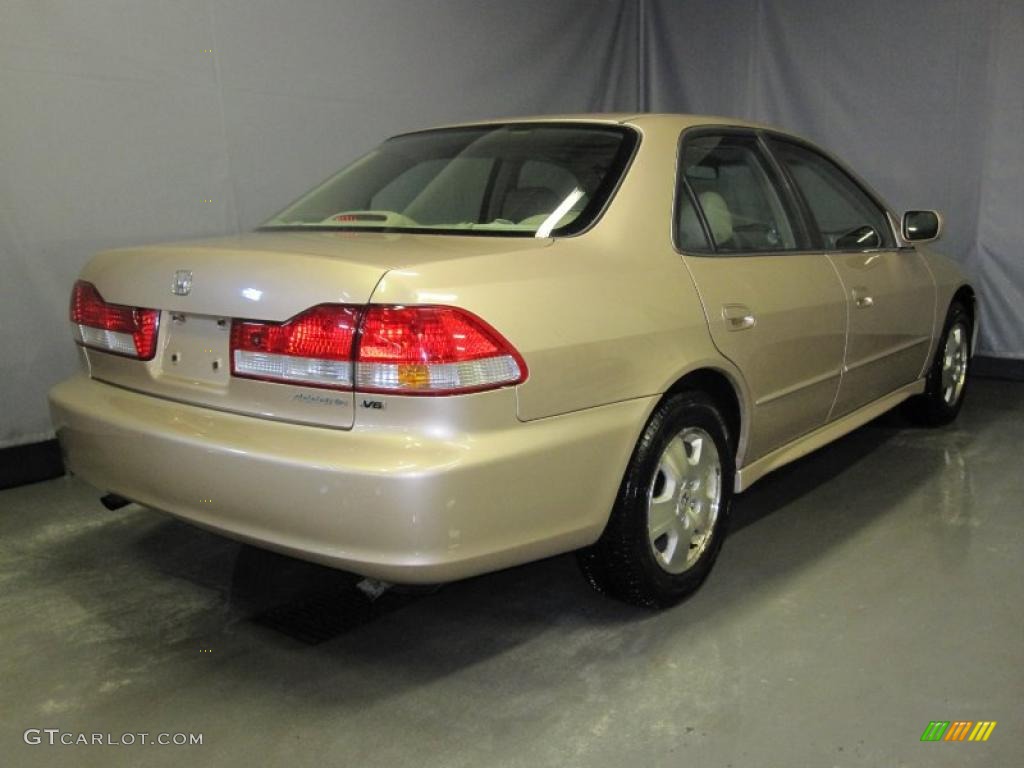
[
  {"left": 502, "top": 187, "right": 561, "bottom": 222},
  {"left": 698, "top": 191, "right": 733, "bottom": 246}
]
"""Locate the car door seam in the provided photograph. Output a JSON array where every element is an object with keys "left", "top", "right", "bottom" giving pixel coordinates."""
[
  {"left": 824, "top": 252, "right": 850, "bottom": 422},
  {"left": 913, "top": 247, "right": 942, "bottom": 379}
]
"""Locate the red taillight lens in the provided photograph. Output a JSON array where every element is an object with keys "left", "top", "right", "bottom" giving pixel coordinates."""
[
  {"left": 70, "top": 280, "right": 160, "bottom": 360},
  {"left": 355, "top": 306, "right": 526, "bottom": 394},
  {"left": 229, "top": 304, "right": 526, "bottom": 395},
  {"left": 231, "top": 305, "right": 359, "bottom": 389}
]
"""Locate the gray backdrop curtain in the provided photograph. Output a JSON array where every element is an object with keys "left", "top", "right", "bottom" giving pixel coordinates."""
[
  {"left": 1, "top": 0, "right": 1021, "bottom": 448},
  {"left": 642, "top": 0, "right": 1023, "bottom": 361},
  {"left": 0, "top": 0, "right": 639, "bottom": 447}
]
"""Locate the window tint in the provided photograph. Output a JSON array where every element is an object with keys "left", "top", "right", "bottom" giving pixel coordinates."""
[
  {"left": 678, "top": 135, "right": 799, "bottom": 253},
  {"left": 370, "top": 159, "right": 446, "bottom": 211},
  {"left": 403, "top": 157, "right": 495, "bottom": 225},
  {"left": 502, "top": 160, "right": 585, "bottom": 223},
  {"left": 517, "top": 160, "right": 579, "bottom": 197},
  {"left": 262, "top": 124, "right": 636, "bottom": 237},
  {"left": 770, "top": 140, "right": 893, "bottom": 250},
  {"left": 676, "top": 188, "right": 711, "bottom": 251}
]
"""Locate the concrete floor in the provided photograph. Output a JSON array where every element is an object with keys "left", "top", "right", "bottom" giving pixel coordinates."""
[{"left": 1, "top": 378, "right": 1021, "bottom": 767}]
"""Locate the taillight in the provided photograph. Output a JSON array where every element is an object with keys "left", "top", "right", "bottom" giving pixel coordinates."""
[
  {"left": 228, "top": 304, "right": 526, "bottom": 395},
  {"left": 70, "top": 280, "right": 160, "bottom": 360},
  {"left": 231, "top": 305, "right": 359, "bottom": 389},
  {"left": 355, "top": 306, "right": 525, "bottom": 395}
]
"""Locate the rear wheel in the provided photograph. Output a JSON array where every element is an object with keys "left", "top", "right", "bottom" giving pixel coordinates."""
[
  {"left": 578, "top": 392, "right": 734, "bottom": 608},
  {"left": 904, "top": 301, "right": 972, "bottom": 426}
]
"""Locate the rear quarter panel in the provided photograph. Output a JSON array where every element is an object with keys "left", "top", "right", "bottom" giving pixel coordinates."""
[{"left": 368, "top": 122, "right": 741, "bottom": 424}]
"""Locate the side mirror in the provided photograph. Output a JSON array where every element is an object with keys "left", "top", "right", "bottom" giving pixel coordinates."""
[
  {"left": 902, "top": 210, "right": 942, "bottom": 243},
  {"left": 835, "top": 225, "right": 881, "bottom": 250}
]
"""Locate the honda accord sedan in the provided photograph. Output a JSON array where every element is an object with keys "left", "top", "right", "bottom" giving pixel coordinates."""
[{"left": 49, "top": 114, "right": 975, "bottom": 607}]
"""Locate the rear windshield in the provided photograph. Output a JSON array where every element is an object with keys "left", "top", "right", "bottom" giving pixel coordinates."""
[{"left": 260, "top": 123, "right": 637, "bottom": 238}]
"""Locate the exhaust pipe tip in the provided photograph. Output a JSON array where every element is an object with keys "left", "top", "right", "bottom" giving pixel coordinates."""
[{"left": 99, "top": 493, "right": 131, "bottom": 511}]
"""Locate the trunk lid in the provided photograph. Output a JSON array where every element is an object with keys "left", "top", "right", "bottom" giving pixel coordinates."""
[{"left": 77, "top": 231, "right": 550, "bottom": 429}]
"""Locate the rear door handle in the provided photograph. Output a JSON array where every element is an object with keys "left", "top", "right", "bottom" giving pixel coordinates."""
[
  {"left": 722, "top": 303, "right": 756, "bottom": 331},
  {"left": 852, "top": 287, "right": 874, "bottom": 309}
]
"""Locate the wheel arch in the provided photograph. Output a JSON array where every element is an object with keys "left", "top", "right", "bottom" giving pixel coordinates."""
[
  {"left": 660, "top": 366, "right": 749, "bottom": 466},
  {"left": 951, "top": 284, "right": 978, "bottom": 354}
]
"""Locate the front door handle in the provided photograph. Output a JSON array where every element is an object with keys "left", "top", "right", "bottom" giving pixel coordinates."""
[
  {"left": 852, "top": 287, "right": 874, "bottom": 309},
  {"left": 722, "top": 303, "right": 756, "bottom": 331}
]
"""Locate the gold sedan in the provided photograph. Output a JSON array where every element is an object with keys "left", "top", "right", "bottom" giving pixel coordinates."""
[{"left": 49, "top": 115, "right": 975, "bottom": 607}]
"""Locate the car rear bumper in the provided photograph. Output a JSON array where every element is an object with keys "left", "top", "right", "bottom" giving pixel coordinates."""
[{"left": 49, "top": 375, "right": 650, "bottom": 583}]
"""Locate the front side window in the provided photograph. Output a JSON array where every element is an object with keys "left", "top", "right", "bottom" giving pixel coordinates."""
[
  {"left": 261, "top": 124, "right": 637, "bottom": 238},
  {"left": 769, "top": 139, "right": 894, "bottom": 250},
  {"left": 677, "top": 134, "right": 800, "bottom": 253}
]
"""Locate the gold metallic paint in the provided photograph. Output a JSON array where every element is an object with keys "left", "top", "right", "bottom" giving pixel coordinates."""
[{"left": 49, "top": 114, "right": 973, "bottom": 583}]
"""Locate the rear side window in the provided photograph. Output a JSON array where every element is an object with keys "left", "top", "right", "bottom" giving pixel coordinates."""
[
  {"left": 677, "top": 134, "right": 801, "bottom": 253},
  {"left": 677, "top": 187, "right": 711, "bottom": 251},
  {"left": 769, "top": 140, "right": 894, "bottom": 250}
]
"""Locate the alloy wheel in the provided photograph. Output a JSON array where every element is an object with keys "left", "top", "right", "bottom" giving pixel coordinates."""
[{"left": 646, "top": 427, "right": 723, "bottom": 574}]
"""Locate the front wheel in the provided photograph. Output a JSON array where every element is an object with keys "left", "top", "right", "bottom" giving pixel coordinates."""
[
  {"left": 577, "top": 392, "right": 735, "bottom": 608},
  {"left": 904, "top": 301, "right": 972, "bottom": 426}
]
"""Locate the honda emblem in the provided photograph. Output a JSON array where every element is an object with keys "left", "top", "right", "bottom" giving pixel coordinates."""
[{"left": 172, "top": 270, "right": 193, "bottom": 296}]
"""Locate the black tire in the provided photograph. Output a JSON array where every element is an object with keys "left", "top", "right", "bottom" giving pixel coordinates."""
[
  {"left": 577, "top": 391, "right": 735, "bottom": 608},
  {"left": 903, "top": 301, "right": 972, "bottom": 427}
]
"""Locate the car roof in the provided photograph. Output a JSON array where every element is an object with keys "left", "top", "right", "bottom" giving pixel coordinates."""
[
  {"left": 406, "top": 113, "right": 895, "bottom": 218},
  {"left": 422, "top": 113, "right": 776, "bottom": 133}
]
